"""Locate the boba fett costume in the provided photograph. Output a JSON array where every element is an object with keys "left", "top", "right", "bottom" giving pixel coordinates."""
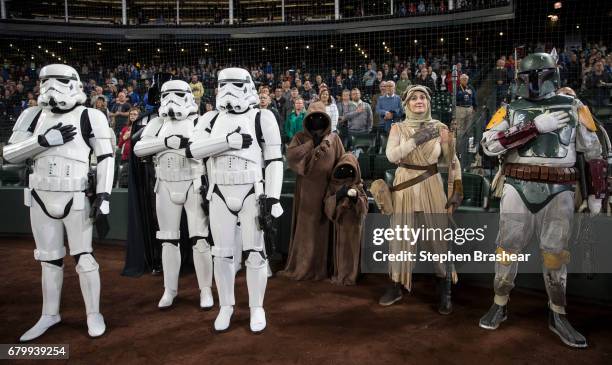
[{"left": 479, "top": 53, "right": 608, "bottom": 348}]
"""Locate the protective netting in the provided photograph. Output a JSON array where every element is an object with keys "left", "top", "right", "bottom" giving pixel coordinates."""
[{"left": 1, "top": 0, "right": 611, "bottom": 187}]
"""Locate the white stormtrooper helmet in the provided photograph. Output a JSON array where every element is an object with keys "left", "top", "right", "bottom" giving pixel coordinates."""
[
  {"left": 158, "top": 80, "right": 198, "bottom": 120},
  {"left": 216, "top": 68, "right": 257, "bottom": 113},
  {"left": 38, "top": 64, "right": 87, "bottom": 111}
]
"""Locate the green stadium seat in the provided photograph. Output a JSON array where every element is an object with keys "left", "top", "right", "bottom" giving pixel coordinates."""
[{"left": 0, "top": 164, "right": 26, "bottom": 187}]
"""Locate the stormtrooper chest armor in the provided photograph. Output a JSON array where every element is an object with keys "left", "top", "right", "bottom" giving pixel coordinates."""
[
  {"left": 155, "top": 115, "right": 204, "bottom": 182},
  {"left": 30, "top": 106, "right": 91, "bottom": 192},
  {"left": 209, "top": 109, "right": 263, "bottom": 185}
]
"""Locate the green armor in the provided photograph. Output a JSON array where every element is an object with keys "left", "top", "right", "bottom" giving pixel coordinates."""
[
  {"left": 509, "top": 95, "right": 577, "bottom": 159},
  {"left": 505, "top": 94, "right": 578, "bottom": 213},
  {"left": 517, "top": 53, "right": 561, "bottom": 99}
]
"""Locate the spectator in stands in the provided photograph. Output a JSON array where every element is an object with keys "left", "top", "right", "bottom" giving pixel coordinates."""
[
  {"left": 314, "top": 74, "right": 325, "bottom": 93},
  {"left": 331, "top": 75, "right": 345, "bottom": 100},
  {"left": 282, "top": 87, "right": 300, "bottom": 124},
  {"left": 362, "top": 63, "right": 377, "bottom": 93},
  {"left": 415, "top": 67, "right": 436, "bottom": 91},
  {"left": 94, "top": 96, "right": 110, "bottom": 123},
  {"left": 272, "top": 86, "right": 285, "bottom": 111},
  {"left": 455, "top": 74, "right": 477, "bottom": 139},
  {"left": 337, "top": 89, "right": 354, "bottom": 144},
  {"left": 257, "top": 93, "right": 282, "bottom": 130},
  {"left": 445, "top": 62, "right": 463, "bottom": 93},
  {"left": 118, "top": 107, "right": 138, "bottom": 165},
  {"left": 344, "top": 69, "right": 358, "bottom": 91},
  {"left": 494, "top": 58, "right": 511, "bottom": 107},
  {"left": 205, "top": 102, "right": 214, "bottom": 112},
  {"left": 586, "top": 61, "right": 612, "bottom": 106},
  {"left": 345, "top": 88, "right": 373, "bottom": 135},
  {"left": 284, "top": 96, "right": 306, "bottom": 141},
  {"left": 418, "top": 1, "right": 426, "bottom": 13},
  {"left": 110, "top": 91, "right": 131, "bottom": 134},
  {"left": 189, "top": 74, "right": 204, "bottom": 110},
  {"left": 396, "top": 70, "right": 412, "bottom": 97},
  {"left": 126, "top": 85, "right": 141, "bottom": 107},
  {"left": 301, "top": 81, "right": 316, "bottom": 107},
  {"left": 376, "top": 81, "right": 403, "bottom": 133},
  {"left": 318, "top": 88, "right": 339, "bottom": 132}
]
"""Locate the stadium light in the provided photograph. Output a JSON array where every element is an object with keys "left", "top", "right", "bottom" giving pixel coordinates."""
[
  {"left": 9, "top": 43, "right": 12, "bottom": 47},
  {"left": 181, "top": 48, "right": 185, "bottom": 52},
  {"left": 354, "top": 43, "right": 358, "bottom": 47},
  {"left": 69, "top": 47, "right": 72, "bottom": 50},
  {"left": 339, "top": 49, "right": 343, "bottom": 52},
  {"left": 576, "top": 25, "right": 580, "bottom": 29},
  {"left": 499, "top": 32, "right": 504, "bottom": 36},
  {"left": 262, "top": 47, "right": 266, "bottom": 51},
  {"left": 465, "top": 37, "right": 470, "bottom": 41},
  {"left": 306, "top": 45, "right": 310, "bottom": 49},
  {"left": 205, "top": 48, "right": 208, "bottom": 52},
  {"left": 229, "top": 48, "right": 232, "bottom": 51},
  {"left": 414, "top": 39, "right": 418, "bottom": 44},
  {"left": 440, "top": 38, "right": 444, "bottom": 42},
  {"left": 38, "top": 45, "right": 41, "bottom": 49},
  {"left": 57, "top": 41, "right": 62, "bottom": 44},
  {"left": 45, "top": 49, "right": 48, "bottom": 53},
  {"left": 285, "top": 46, "right": 289, "bottom": 50},
  {"left": 382, "top": 42, "right": 385, "bottom": 45},
  {"left": 96, "top": 42, "right": 102, "bottom": 45},
  {"left": 99, "top": 47, "right": 102, "bottom": 51},
  {"left": 127, "top": 48, "right": 131, "bottom": 52},
  {"left": 157, "top": 48, "right": 160, "bottom": 52},
  {"left": 330, "top": 44, "right": 334, "bottom": 48}
]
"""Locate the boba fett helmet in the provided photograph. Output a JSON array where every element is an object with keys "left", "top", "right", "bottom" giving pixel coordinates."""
[{"left": 516, "top": 53, "right": 561, "bottom": 100}]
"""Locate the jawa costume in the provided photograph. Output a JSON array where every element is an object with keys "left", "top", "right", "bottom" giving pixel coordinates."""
[
  {"left": 480, "top": 53, "right": 608, "bottom": 348},
  {"left": 279, "top": 102, "right": 345, "bottom": 280},
  {"left": 324, "top": 153, "right": 368, "bottom": 285}
]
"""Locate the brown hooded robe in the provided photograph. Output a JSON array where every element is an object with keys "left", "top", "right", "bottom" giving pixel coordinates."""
[
  {"left": 324, "top": 153, "right": 368, "bottom": 285},
  {"left": 279, "top": 104, "right": 345, "bottom": 280}
]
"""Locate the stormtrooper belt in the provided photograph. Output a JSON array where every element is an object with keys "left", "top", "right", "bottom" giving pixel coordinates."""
[{"left": 503, "top": 163, "right": 577, "bottom": 184}]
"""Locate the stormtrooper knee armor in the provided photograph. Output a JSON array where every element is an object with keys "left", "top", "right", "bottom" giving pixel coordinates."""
[
  {"left": 134, "top": 80, "right": 214, "bottom": 310},
  {"left": 3, "top": 64, "right": 114, "bottom": 341},
  {"left": 188, "top": 68, "right": 283, "bottom": 333}
]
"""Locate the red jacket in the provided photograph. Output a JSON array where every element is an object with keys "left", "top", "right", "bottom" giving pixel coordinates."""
[{"left": 118, "top": 125, "right": 132, "bottom": 161}]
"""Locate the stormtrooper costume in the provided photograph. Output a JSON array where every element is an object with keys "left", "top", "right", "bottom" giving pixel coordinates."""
[
  {"left": 133, "top": 80, "right": 214, "bottom": 310},
  {"left": 187, "top": 68, "right": 283, "bottom": 333},
  {"left": 479, "top": 53, "right": 606, "bottom": 348},
  {"left": 3, "top": 64, "right": 114, "bottom": 341}
]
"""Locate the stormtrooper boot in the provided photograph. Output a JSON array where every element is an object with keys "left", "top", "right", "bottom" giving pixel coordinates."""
[
  {"left": 246, "top": 251, "right": 268, "bottom": 333},
  {"left": 76, "top": 254, "right": 106, "bottom": 338},
  {"left": 158, "top": 243, "right": 181, "bottom": 309},
  {"left": 479, "top": 303, "right": 508, "bottom": 330},
  {"left": 20, "top": 262, "right": 63, "bottom": 342},
  {"left": 192, "top": 240, "right": 214, "bottom": 310},
  {"left": 213, "top": 255, "right": 235, "bottom": 332},
  {"left": 548, "top": 308, "right": 588, "bottom": 348}
]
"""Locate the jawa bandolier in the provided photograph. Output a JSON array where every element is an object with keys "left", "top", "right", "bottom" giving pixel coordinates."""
[{"left": 480, "top": 53, "right": 610, "bottom": 348}]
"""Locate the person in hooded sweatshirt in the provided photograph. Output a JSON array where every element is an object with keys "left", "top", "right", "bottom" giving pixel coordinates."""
[
  {"left": 324, "top": 153, "right": 368, "bottom": 285},
  {"left": 278, "top": 102, "right": 345, "bottom": 280}
]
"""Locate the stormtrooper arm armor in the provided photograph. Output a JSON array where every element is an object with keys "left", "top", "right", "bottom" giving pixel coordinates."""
[
  {"left": 260, "top": 110, "right": 284, "bottom": 218},
  {"left": 133, "top": 117, "right": 167, "bottom": 157},
  {"left": 87, "top": 109, "right": 115, "bottom": 195},
  {"left": 2, "top": 107, "right": 46, "bottom": 163},
  {"left": 186, "top": 111, "right": 249, "bottom": 159}
]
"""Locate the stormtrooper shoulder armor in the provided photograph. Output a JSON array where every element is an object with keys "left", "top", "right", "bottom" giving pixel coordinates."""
[{"left": 8, "top": 106, "right": 43, "bottom": 143}]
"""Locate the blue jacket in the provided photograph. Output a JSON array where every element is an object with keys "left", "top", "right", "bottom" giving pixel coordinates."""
[{"left": 375, "top": 94, "right": 403, "bottom": 132}]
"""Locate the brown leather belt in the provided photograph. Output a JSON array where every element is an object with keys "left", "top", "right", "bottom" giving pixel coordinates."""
[
  {"left": 391, "top": 164, "right": 438, "bottom": 192},
  {"left": 503, "top": 163, "right": 577, "bottom": 184}
]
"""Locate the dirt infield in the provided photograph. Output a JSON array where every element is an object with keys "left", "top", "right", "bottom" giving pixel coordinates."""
[{"left": 0, "top": 238, "right": 610, "bottom": 364}]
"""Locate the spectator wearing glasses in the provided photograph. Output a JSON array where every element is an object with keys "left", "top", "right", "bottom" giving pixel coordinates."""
[{"left": 376, "top": 81, "right": 403, "bottom": 133}]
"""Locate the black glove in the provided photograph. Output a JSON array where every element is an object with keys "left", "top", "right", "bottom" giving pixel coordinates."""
[
  {"left": 412, "top": 126, "right": 439, "bottom": 146},
  {"left": 226, "top": 127, "right": 253, "bottom": 149},
  {"left": 90, "top": 192, "right": 111, "bottom": 239},
  {"left": 336, "top": 185, "right": 349, "bottom": 200},
  {"left": 164, "top": 134, "right": 190, "bottom": 149},
  {"left": 38, "top": 123, "right": 77, "bottom": 147}
]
